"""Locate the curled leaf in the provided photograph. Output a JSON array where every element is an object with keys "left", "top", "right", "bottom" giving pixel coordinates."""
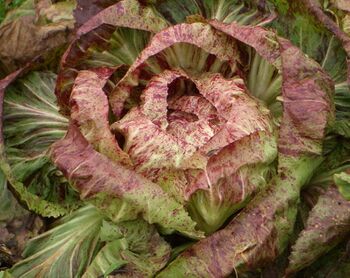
[{"left": 50, "top": 125, "right": 203, "bottom": 238}]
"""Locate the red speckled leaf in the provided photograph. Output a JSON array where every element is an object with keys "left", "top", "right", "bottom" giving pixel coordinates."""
[
  {"left": 286, "top": 185, "right": 350, "bottom": 274},
  {"left": 50, "top": 124, "right": 203, "bottom": 238},
  {"left": 209, "top": 20, "right": 281, "bottom": 66},
  {"left": 76, "top": 0, "right": 167, "bottom": 38},
  {"left": 112, "top": 107, "right": 191, "bottom": 175},
  {"left": 157, "top": 22, "right": 333, "bottom": 276},
  {"left": 209, "top": 20, "right": 333, "bottom": 156},
  {"left": 109, "top": 22, "right": 239, "bottom": 117},
  {"left": 55, "top": 0, "right": 168, "bottom": 113},
  {"left": 112, "top": 67, "right": 276, "bottom": 233},
  {"left": 168, "top": 95, "right": 218, "bottom": 122},
  {"left": 157, "top": 175, "right": 301, "bottom": 277},
  {"left": 73, "top": 0, "right": 118, "bottom": 28},
  {"left": 181, "top": 73, "right": 272, "bottom": 169},
  {"left": 112, "top": 69, "right": 272, "bottom": 183},
  {"left": 187, "top": 130, "right": 277, "bottom": 233},
  {"left": 70, "top": 68, "right": 132, "bottom": 165},
  {"left": 277, "top": 38, "right": 333, "bottom": 156}
]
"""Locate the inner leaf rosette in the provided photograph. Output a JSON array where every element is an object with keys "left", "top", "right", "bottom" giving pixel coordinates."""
[{"left": 52, "top": 15, "right": 282, "bottom": 236}]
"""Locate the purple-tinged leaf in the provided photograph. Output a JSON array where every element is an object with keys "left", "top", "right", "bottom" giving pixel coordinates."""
[
  {"left": 75, "top": 0, "right": 167, "bottom": 38},
  {"left": 73, "top": 0, "right": 118, "bottom": 28},
  {"left": 112, "top": 66, "right": 276, "bottom": 232},
  {"left": 277, "top": 38, "right": 334, "bottom": 156},
  {"left": 286, "top": 185, "right": 350, "bottom": 274},
  {"left": 157, "top": 21, "right": 333, "bottom": 276},
  {"left": 55, "top": 0, "right": 168, "bottom": 113},
  {"left": 109, "top": 22, "right": 239, "bottom": 117},
  {"left": 70, "top": 68, "right": 132, "bottom": 165},
  {"left": 209, "top": 20, "right": 334, "bottom": 156},
  {"left": 50, "top": 124, "right": 203, "bottom": 238},
  {"left": 112, "top": 69, "right": 273, "bottom": 192}
]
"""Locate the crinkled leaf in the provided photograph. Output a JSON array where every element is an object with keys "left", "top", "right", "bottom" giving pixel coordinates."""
[
  {"left": 111, "top": 66, "right": 276, "bottom": 233},
  {"left": 55, "top": 0, "right": 168, "bottom": 112},
  {"left": 157, "top": 157, "right": 321, "bottom": 277},
  {"left": 50, "top": 124, "right": 203, "bottom": 238},
  {"left": 70, "top": 68, "right": 131, "bottom": 165},
  {"left": 0, "top": 0, "right": 75, "bottom": 73},
  {"left": 157, "top": 20, "right": 333, "bottom": 276},
  {"left": 110, "top": 22, "right": 239, "bottom": 117},
  {"left": 84, "top": 220, "right": 171, "bottom": 278},
  {"left": 286, "top": 185, "right": 350, "bottom": 274}
]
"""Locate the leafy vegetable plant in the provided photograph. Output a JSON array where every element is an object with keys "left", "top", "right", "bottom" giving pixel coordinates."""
[{"left": 0, "top": 0, "right": 350, "bottom": 277}]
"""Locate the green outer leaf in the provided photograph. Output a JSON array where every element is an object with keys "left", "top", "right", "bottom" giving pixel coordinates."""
[
  {"left": 0, "top": 271, "right": 13, "bottom": 278},
  {"left": 0, "top": 0, "right": 34, "bottom": 26},
  {"left": 0, "top": 167, "right": 26, "bottom": 221},
  {"left": 332, "top": 81, "right": 350, "bottom": 137},
  {"left": 82, "top": 239, "right": 128, "bottom": 278},
  {"left": 84, "top": 219, "right": 172, "bottom": 278},
  {"left": 335, "top": 171, "right": 350, "bottom": 200},
  {"left": 9, "top": 206, "right": 102, "bottom": 278},
  {"left": 286, "top": 185, "right": 350, "bottom": 274},
  {"left": 0, "top": 70, "right": 78, "bottom": 217}
]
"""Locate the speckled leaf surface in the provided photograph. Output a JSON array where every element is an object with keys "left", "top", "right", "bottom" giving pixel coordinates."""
[
  {"left": 157, "top": 21, "right": 333, "bottom": 276},
  {"left": 50, "top": 124, "right": 203, "bottom": 238},
  {"left": 55, "top": 0, "right": 168, "bottom": 112},
  {"left": 287, "top": 185, "right": 350, "bottom": 274},
  {"left": 70, "top": 68, "right": 131, "bottom": 165}
]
